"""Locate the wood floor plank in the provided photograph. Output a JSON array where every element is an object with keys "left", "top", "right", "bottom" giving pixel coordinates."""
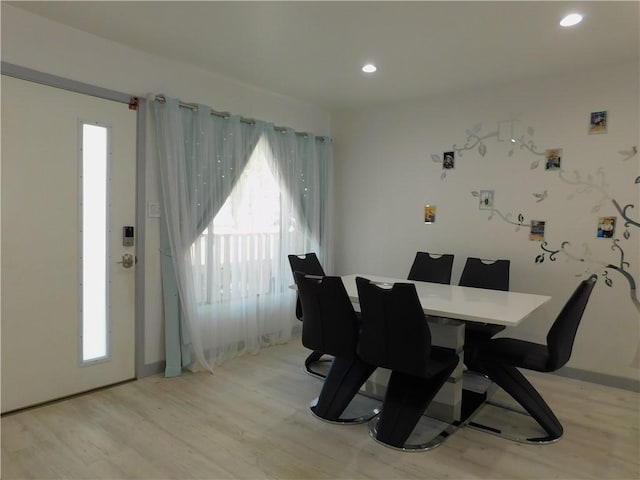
[{"left": 2, "top": 340, "right": 639, "bottom": 479}]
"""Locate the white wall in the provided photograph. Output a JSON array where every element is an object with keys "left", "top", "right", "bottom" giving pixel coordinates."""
[
  {"left": 333, "top": 62, "right": 640, "bottom": 383},
  {"left": 4, "top": 4, "right": 639, "bottom": 385},
  {"left": 1, "top": 4, "right": 331, "bottom": 368}
]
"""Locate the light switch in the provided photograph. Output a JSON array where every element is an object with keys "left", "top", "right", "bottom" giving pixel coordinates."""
[{"left": 148, "top": 202, "right": 161, "bottom": 218}]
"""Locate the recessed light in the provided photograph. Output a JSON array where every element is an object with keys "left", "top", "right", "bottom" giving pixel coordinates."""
[
  {"left": 362, "top": 64, "right": 377, "bottom": 73},
  {"left": 560, "top": 13, "right": 583, "bottom": 27}
]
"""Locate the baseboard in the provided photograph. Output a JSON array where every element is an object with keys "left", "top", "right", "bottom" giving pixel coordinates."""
[
  {"left": 139, "top": 346, "right": 638, "bottom": 392},
  {"left": 140, "top": 361, "right": 165, "bottom": 378},
  {"left": 554, "top": 366, "right": 640, "bottom": 393}
]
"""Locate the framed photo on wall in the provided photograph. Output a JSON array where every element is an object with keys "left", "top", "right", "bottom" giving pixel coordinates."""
[
  {"left": 545, "top": 148, "right": 562, "bottom": 170},
  {"left": 479, "top": 190, "right": 494, "bottom": 210},
  {"left": 442, "top": 151, "right": 455, "bottom": 169},
  {"left": 589, "top": 111, "right": 608, "bottom": 134},
  {"left": 424, "top": 205, "right": 436, "bottom": 224},
  {"left": 597, "top": 216, "right": 616, "bottom": 238},
  {"left": 529, "top": 220, "right": 546, "bottom": 241}
]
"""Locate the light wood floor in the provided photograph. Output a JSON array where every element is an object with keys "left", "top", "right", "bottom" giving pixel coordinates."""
[{"left": 2, "top": 340, "right": 639, "bottom": 479}]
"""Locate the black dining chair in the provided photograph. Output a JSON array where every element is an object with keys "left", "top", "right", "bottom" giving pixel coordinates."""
[
  {"left": 459, "top": 257, "right": 510, "bottom": 292},
  {"left": 407, "top": 252, "right": 454, "bottom": 284},
  {"left": 469, "top": 274, "right": 598, "bottom": 443},
  {"left": 288, "top": 253, "right": 330, "bottom": 378},
  {"left": 458, "top": 257, "right": 511, "bottom": 370},
  {"left": 356, "top": 277, "right": 460, "bottom": 451},
  {"left": 294, "top": 272, "right": 379, "bottom": 423}
]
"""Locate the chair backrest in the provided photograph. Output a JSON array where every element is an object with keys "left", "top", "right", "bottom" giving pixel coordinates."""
[
  {"left": 288, "top": 253, "right": 326, "bottom": 320},
  {"left": 288, "top": 253, "right": 326, "bottom": 277},
  {"left": 546, "top": 275, "right": 598, "bottom": 370},
  {"left": 459, "top": 257, "right": 510, "bottom": 291},
  {"left": 407, "top": 252, "right": 454, "bottom": 284},
  {"left": 294, "top": 272, "right": 359, "bottom": 359},
  {"left": 356, "top": 277, "right": 432, "bottom": 377}
]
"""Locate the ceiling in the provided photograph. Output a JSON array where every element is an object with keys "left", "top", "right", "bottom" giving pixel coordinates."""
[{"left": 9, "top": 1, "right": 640, "bottom": 111}]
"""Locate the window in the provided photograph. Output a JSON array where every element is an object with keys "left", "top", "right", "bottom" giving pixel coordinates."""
[
  {"left": 191, "top": 137, "right": 282, "bottom": 304},
  {"left": 80, "top": 122, "right": 110, "bottom": 362}
]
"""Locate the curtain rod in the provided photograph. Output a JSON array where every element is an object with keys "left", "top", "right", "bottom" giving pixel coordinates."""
[{"left": 154, "top": 95, "right": 329, "bottom": 142}]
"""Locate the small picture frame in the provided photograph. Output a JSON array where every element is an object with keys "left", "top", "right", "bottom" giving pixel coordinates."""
[
  {"left": 529, "top": 220, "right": 546, "bottom": 241},
  {"left": 424, "top": 205, "right": 436, "bottom": 224},
  {"left": 597, "top": 216, "right": 616, "bottom": 238},
  {"left": 545, "top": 148, "right": 562, "bottom": 171},
  {"left": 442, "top": 151, "right": 455, "bottom": 170},
  {"left": 479, "top": 190, "right": 494, "bottom": 210},
  {"left": 497, "top": 120, "right": 514, "bottom": 143},
  {"left": 589, "top": 111, "right": 608, "bottom": 135}
]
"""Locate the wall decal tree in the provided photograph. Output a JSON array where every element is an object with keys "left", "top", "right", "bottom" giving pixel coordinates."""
[{"left": 431, "top": 120, "right": 639, "bottom": 312}]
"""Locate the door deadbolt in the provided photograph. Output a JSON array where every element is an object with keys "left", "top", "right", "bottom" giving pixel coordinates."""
[{"left": 117, "top": 253, "right": 135, "bottom": 269}]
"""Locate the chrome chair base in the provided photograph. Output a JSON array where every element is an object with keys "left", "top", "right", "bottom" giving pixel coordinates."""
[
  {"left": 309, "top": 397, "right": 381, "bottom": 425},
  {"left": 304, "top": 352, "right": 333, "bottom": 380},
  {"left": 367, "top": 415, "right": 461, "bottom": 452},
  {"left": 466, "top": 399, "right": 562, "bottom": 444}
]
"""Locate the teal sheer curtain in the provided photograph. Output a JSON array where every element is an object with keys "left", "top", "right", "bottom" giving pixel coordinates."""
[
  {"left": 154, "top": 97, "right": 262, "bottom": 374},
  {"left": 265, "top": 127, "right": 334, "bottom": 282},
  {"left": 159, "top": 220, "right": 191, "bottom": 376},
  {"left": 152, "top": 95, "right": 333, "bottom": 374}
]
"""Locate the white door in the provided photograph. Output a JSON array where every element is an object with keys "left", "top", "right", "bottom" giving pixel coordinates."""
[{"left": 1, "top": 75, "right": 137, "bottom": 413}]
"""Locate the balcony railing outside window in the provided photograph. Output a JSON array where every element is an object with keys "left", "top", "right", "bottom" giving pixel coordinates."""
[{"left": 191, "top": 231, "right": 279, "bottom": 304}]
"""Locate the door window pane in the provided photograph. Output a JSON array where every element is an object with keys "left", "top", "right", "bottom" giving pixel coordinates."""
[{"left": 81, "top": 122, "right": 109, "bottom": 362}]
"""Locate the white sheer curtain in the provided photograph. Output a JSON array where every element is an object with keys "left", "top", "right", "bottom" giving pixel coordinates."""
[{"left": 153, "top": 96, "right": 333, "bottom": 373}]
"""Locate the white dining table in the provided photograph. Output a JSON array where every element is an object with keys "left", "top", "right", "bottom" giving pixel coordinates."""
[
  {"left": 340, "top": 274, "right": 551, "bottom": 423},
  {"left": 340, "top": 274, "right": 551, "bottom": 327}
]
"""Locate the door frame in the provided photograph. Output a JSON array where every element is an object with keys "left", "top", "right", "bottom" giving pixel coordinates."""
[{"left": 1, "top": 61, "right": 146, "bottom": 379}]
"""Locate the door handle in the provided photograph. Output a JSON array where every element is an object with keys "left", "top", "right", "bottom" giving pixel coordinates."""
[{"left": 117, "top": 253, "right": 135, "bottom": 269}]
